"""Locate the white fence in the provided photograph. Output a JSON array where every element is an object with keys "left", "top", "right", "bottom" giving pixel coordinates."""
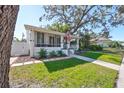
[{"left": 11, "top": 41, "right": 29, "bottom": 56}]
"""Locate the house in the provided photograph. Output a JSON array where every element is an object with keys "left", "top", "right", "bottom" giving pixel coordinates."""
[
  {"left": 24, "top": 25, "right": 80, "bottom": 57},
  {"left": 120, "top": 42, "right": 124, "bottom": 48},
  {"left": 122, "top": 43, "right": 124, "bottom": 47},
  {"left": 119, "top": 41, "right": 124, "bottom": 46},
  {"left": 90, "top": 37, "right": 111, "bottom": 47}
]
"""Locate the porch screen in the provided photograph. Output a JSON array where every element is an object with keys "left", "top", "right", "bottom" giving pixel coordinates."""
[
  {"left": 37, "top": 32, "right": 44, "bottom": 46},
  {"left": 49, "top": 35, "right": 60, "bottom": 47}
]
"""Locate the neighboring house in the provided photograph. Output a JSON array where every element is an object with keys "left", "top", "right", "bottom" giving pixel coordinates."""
[
  {"left": 90, "top": 37, "right": 111, "bottom": 47},
  {"left": 24, "top": 25, "right": 80, "bottom": 57},
  {"left": 122, "top": 43, "right": 124, "bottom": 46},
  {"left": 120, "top": 42, "right": 124, "bottom": 48}
]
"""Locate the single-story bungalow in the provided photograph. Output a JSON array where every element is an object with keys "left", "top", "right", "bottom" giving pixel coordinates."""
[
  {"left": 90, "top": 37, "right": 111, "bottom": 47},
  {"left": 120, "top": 42, "right": 124, "bottom": 48},
  {"left": 24, "top": 25, "right": 80, "bottom": 57}
]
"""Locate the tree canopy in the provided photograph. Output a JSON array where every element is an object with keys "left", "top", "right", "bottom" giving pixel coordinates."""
[
  {"left": 47, "top": 22, "right": 70, "bottom": 33},
  {"left": 40, "top": 5, "right": 124, "bottom": 36}
]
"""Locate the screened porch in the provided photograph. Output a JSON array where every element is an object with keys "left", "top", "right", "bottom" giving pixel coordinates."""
[{"left": 34, "top": 32, "right": 61, "bottom": 47}]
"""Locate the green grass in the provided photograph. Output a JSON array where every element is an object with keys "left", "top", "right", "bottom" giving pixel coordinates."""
[
  {"left": 81, "top": 51, "right": 122, "bottom": 65},
  {"left": 103, "top": 48, "right": 124, "bottom": 55},
  {"left": 10, "top": 58, "right": 117, "bottom": 88}
]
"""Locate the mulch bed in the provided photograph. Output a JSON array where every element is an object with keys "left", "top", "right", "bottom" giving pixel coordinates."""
[
  {"left": 11, "top": 55, "right": 68, "bottom": 64},
  {"left": 12, "top": 56, "right": 38, "bottom": 64}
]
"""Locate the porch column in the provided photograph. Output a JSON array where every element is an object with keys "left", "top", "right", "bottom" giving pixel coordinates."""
[
  {"left": 29, "top": 31, "right": 35, "bottom": 57},
  {"left": 67, "top": 41, "right": 70, "bottom": 49},
  {"left": 66, "top": 40, "right": 70, "bottom": 56},
  {"left": 76, "top": 38, "right": 79, "bottom": 50},
  {"left": 61, "top": 36, "right": 64, "bottom": 49}
]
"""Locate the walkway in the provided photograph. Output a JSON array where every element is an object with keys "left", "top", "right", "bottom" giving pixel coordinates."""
[
  {"left": 117, "top": 57, "right": 124, "bottom": 88},
  {"left": 10, "top": 57, "right": 18, "bottom": 65},
  {"left": 10, "top": 56, "right": 71, "bottom": 67},
  {"left": 71, "top": 55, "right": 120, "bottom": 71}
]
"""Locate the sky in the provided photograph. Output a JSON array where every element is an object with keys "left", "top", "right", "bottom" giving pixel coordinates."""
[{"left": 14, "top": 5, "right": 124, "bottom": 41}]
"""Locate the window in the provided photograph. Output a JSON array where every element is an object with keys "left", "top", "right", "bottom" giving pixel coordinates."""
[
  {"left": 49, "top": 35, "right": 60, "bottom": 47},
  {"left": 57, "top": 37, "right": 60, "bottom": 47},
  {"left": 36, "top": 33, "right": 61, "bottom": 47},
  {"left": 36, "top": 32, "right": 44, "bottom": 47},
  {"left": 49, "top": 36, "right": 54, "bottom": 47}
]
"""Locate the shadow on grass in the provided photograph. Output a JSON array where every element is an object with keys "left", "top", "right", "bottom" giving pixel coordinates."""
[{"left": 43, "top": 58, "right": 90, "bottom": 73}]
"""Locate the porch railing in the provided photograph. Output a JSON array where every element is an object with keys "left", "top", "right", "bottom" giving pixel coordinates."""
[{"left": 35, "top": 43, "right": 61, "bottom": 47}]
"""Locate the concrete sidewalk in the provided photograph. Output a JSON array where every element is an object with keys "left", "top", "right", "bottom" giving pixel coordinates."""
[
  {"left": 10, "top": 57, "right": 18, "bottom": 65},
  {"left": 10, "top": 56, "right": 71, "bottom": 67},
  {"left": 71, "top": 55, "right": 120, "bottom": 71},
  {"left": 117, "top": 57, "right": 124, "bottom": 88}
]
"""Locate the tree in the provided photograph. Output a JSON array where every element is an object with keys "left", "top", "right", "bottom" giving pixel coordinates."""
[
  {"left": 40, "top": 5, "right": 124, "bottom": 35},
  {"left": 13, "top": 37, "right": 20, "bottom": 42},
  {"left": 79, "top": 30, "right": 91, "bottom": 50},
  {"left": 21, "top": 33, "right": 27, "bottom": 42},
  {"left": 0, "top": 5, "right": 19, "bottom": 88},
  {"left": 46, "top": 22, "right": 70, "bottom": 33},
  {"left": 110, "top": 41, "right": 123, "bottom": 48}
]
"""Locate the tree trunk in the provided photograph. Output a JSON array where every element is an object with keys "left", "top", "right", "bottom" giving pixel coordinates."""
[{"left": 0, "top": 5, "right": 19, "bottom": 88}]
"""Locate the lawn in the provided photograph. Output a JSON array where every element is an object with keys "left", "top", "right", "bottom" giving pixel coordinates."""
[
  {"left": 81, "top": 51, "right": 122, "bottom": 65},
  {"left": 10, "top": 58, "right": 117, "bottom": 88},
  {"left": 103, "top": 48, "right": 124, "bottom": 55}
]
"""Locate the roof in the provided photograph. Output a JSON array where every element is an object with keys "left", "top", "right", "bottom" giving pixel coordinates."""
[
  {"left": 90, "top": 37, "right": 111, "bottom": 42},
  {"left": 24, "top": 24, "right": 81, "bottom": 39}
]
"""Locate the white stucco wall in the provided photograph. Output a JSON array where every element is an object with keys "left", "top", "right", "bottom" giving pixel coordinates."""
[
  {"left": 26, "top": 30, "right": 79, "bottom": 57},
  {"left": 62, "top": 49, "right": 75, "bottom": 56},
  {"left": 11, "top": 42, "right": 29, "bottom": 56},
  {"left": 122, "top": 43, "right": 124, "bottom": 46},
  {"left": 34, "top": 47, "right": 62, "bottom": 57}
]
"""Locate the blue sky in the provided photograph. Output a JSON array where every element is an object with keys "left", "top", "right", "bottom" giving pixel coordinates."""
[
  {"left": 14, "top": 5, "right": 124, "bottom": 41},
  {"left": 14, "top": 5, "right": 49, "bottom": 39}
]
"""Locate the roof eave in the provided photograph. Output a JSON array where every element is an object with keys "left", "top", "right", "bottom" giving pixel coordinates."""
[{"left": 24, "top": 24, "right": 81, "bottom": 39}]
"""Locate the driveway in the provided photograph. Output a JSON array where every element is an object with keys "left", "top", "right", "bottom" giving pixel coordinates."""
[
  {"left": 10, "top": 56, "right": 38, "bottom": 65},
  {"left": 10, "top": 57, "right": 18, "bottom": 65},
  {"left": 10, "top": 56, "right": 71, "bottom": 67}
]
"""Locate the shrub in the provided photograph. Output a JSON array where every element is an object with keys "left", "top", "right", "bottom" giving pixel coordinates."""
[
  {"left": 57, "top": 50, "right": 65, "bottom": 57},
  {"left": 78, "top": 48, "right": 81, "bottom": 51},
  {"left": 98, "top": 45, "right": 103, "bottom": 50},
  {"left": 89, "top": 45, "right": 103, "bottom": 51},
  {"left": 38, "top": 49, "right": 47, "bottom": 58},
  {"left": 49, "top": 51, "right": 57, "bottom": 57}
]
